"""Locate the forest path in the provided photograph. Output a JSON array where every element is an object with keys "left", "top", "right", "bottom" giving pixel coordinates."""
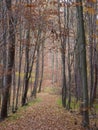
[{"left": 0, "top": 91, "right": 81, "bottom": 130}]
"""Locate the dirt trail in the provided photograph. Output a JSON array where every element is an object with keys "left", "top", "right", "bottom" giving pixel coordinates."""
[{"left": 0, "top": 92, "right": 81, "bottom": 130}]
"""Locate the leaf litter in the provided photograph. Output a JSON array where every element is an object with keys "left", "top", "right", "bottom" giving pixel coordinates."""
[{"left": 0, "top": 92, "right": 82, "bottom": 130}]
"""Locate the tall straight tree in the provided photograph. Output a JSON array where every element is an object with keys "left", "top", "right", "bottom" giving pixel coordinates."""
[
  {"left": 38, "top": 42, "right": 44, "bottom": 93},
  {"left": 76, "top": 0, "right": 89, "bottom": 127},
  {"left": 58, "top": 0, "right": 67, "bottom": 108},
  {"left": 1, "top": 0, "right": 15, "bottom": 118}
]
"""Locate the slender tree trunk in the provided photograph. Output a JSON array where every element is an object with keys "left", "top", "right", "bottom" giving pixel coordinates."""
[
  {"left": 22, "top": 29, "right": 30, "bottom": 106},
  {"left": 55, "top": 50, "right": 58, "bottom": 83},
  {"left": 1, "top": 0, "right": 7, "bottom": 108},
  {"left": 38, "top": 42, "right": 44, "bottom": 93},
  {"left": 15, "top": 22, "right": 23, "bottom": 110},
  {"left": 12, "top": 64, "right": 16, "bottom": 113},
  {"left": 66, "top": 0, "right": 71, "bottom": 110},
  {"left": 87, "top": 7, "right": 94, "bottom": 106},
  {"left": 31, "top": 43, "right": 40, "bottom": 98},
  {"left": 58, "top": 0, "right": 67, "bottom": 108},
  {"left": 92, "top": 64, "right": 98, "bottom": 102},
  {"left": 52, "top": 50, "right": 54, "bottom": 84}
]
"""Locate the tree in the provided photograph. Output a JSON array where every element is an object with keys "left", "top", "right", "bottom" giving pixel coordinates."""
[
  {"left": 58, "top": 0, "right": 67, "bottom": 108},
  {"left": 76, "top": 0, "right": 89, "bottom": 127},
  {"left": 1, "top": 0, "right": 15, "bottom": 118}
]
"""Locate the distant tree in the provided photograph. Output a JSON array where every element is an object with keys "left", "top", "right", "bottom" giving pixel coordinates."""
[{"left": 38, "top": 42, "right": 44, "bottom": 93}]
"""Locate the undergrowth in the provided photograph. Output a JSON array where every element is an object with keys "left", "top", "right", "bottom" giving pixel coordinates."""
[
  {"left": 7, "top": 97, "right": 41, "bottom": 122},
  {"left": 56, "top": 97, "right": 80, "bottom": 111},
  {"left": 43, "top": 87, "right": 61, "bottom": 95}
]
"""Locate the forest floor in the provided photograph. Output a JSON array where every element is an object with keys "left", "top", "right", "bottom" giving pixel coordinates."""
[{"left": 0, "top": 88, "right": 94, "bottom": 130}]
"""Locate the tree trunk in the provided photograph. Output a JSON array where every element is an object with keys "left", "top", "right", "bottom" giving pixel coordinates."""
[
  {"left": 76, "top": 0, "right": 89, "bottom": 127},
  {"left": 1, "top": 0, "right": 15, "bottom": 118},
  {"left": 58, "top": 0, "right": 67, "bottom": 108},
  {"left": 31, "top": 43, "right": 40, "bottom": 98},
  {"left": 22, "top": 29, "right": 30, "bottom": 106},
  {"left": 38, "top": 42, "right": 44, "bottom": 93}
]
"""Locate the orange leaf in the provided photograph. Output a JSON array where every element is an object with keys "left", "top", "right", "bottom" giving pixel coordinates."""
[
  {"left": 26, "top": 4, "right": 36, "bottom": 8},
  {"left": 96, "top": 20, "right": 98, "bottom": 25},
  {"left": 87, "top": 0, "right": 96, "bottom": 2},
  {"left": 85, "top": 7, "right": 95, "bottom": 14},
  {"left": 92, "top": 34, "right": 98, "bottom": 38}
]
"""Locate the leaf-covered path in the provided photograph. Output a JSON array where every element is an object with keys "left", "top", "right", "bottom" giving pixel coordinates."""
[{"left": 0, "top": 92, "right": 82, "bottom": 130}]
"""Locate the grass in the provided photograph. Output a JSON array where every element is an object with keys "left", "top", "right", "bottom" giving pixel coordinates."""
[
  {"left": 56, "top": 97, "right": 62, "bottom": 107},
  {"left": 56, "top": 96, "right": 80, "bottom": 110},
  {"left": 28, "top": 97, "right": 41, "bottom": 106},
  {"left": 15, "top": 72, "right": 35, "bottom": 82},
  {"left": 7, "top": 97, "right": 41, "bottom": 122},
  {"left": 92, "top": 102, "right": 98, "bottom": 114},
  {"left": 44, "top": 87, "right": 80, "bottom": 109},
  {"left": 56, "top": 97, "right": 98, "bottom": 115},
  {"left": 43, "top": 86, "right": 61, "bottom": 95},
  {"left": 95, "top": 104, "right": 98, "bottom": 110}
]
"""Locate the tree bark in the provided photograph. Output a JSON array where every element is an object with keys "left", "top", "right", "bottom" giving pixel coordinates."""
[
  {"left": 76, "top": 0, "right": 89, "bottom": 127},
  {"left": 1, "top": 0, "right": 15, "bottom": 118}
]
